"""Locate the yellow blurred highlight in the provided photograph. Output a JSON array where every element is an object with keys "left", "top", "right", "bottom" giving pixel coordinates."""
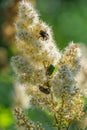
[{"left": 0, "top": 106, "right": 13, "bottom": 128}]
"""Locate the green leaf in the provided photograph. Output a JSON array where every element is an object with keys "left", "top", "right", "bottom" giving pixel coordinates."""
[
  {"left": 27, "top": 108, "right": 57, "bottom": 130},
  {"left": 0, "top": 106, "right": 13, "bottom": 128}
]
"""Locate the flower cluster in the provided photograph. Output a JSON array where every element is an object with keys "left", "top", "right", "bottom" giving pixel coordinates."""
[
  {"left": 51, "top": 64, "right": 83, "bottom": 128},
  {"left": 11, "top": 1, "right": 84, "bottom": 130},
  {"left": 76, "top": 44, "right": 87, "bottom": 97},
  {"left": 14, "top": 107, "right": 44, "bottom": 130}
]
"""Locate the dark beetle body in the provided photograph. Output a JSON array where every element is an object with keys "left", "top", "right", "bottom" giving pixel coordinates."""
[
  {"left": 39, "top": 85, "right": 50, "bottom": 94},
  {"left": 39, "top": 30, "right": 49, "bottom": 40}
]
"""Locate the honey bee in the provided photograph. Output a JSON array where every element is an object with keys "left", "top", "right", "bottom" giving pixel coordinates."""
[{"left": 39, "top": 30, "right": 49, "bottom": 40}]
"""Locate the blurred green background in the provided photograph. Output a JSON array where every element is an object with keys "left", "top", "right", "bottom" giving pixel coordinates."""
[{"left": 0, "top": 0, "right": 87, "bottom": 129}]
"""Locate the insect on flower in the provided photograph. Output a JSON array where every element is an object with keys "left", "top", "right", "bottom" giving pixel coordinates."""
[
  {"left": 46, "top": 64, "right": 55, "bottom": 76},
  {"left": 39, "top": 30, "right": 49, "bottom": 40},
  {"left": 39, "top": 82, "right": 50, "bottom": 94},
  {"left": 39, "top": 86, "right": 50, "bottom": 94}
]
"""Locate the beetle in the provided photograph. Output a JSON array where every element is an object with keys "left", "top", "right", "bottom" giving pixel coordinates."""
[
  {"left": 39, "top": 81, "right": 50, "bottom": 94},
  {"left": 39, "top": 30, "right": 49, "bottom": 40},
  {"left": 46, "top": 64, "right": 55, "bottom": 76},
  {"left": 39, "top": 85, "right": 50, "bottom": 94}
]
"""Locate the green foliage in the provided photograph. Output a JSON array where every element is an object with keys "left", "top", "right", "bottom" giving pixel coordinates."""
[
  {"left": 0, "top": 106, "right": 13, "bottom": 128},
  {"left": 0, "top": 68, "right": 14, "bottom": 129},
  {"left": 0, "top": 68, "right": 14, "bottom": 107},
  {"left": 36, "top": 0, "right": 87, "bottom": 49},
  {"left": 27, "top": 108, "right": 56, "bottom": 130},
  {"left": 0, "top": 0, "right": 14, "bottom": 9}
]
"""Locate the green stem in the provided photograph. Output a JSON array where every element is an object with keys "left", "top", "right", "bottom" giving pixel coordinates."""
[{"left": 66, "top": 121, "right": 71, "bottom": 130}]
